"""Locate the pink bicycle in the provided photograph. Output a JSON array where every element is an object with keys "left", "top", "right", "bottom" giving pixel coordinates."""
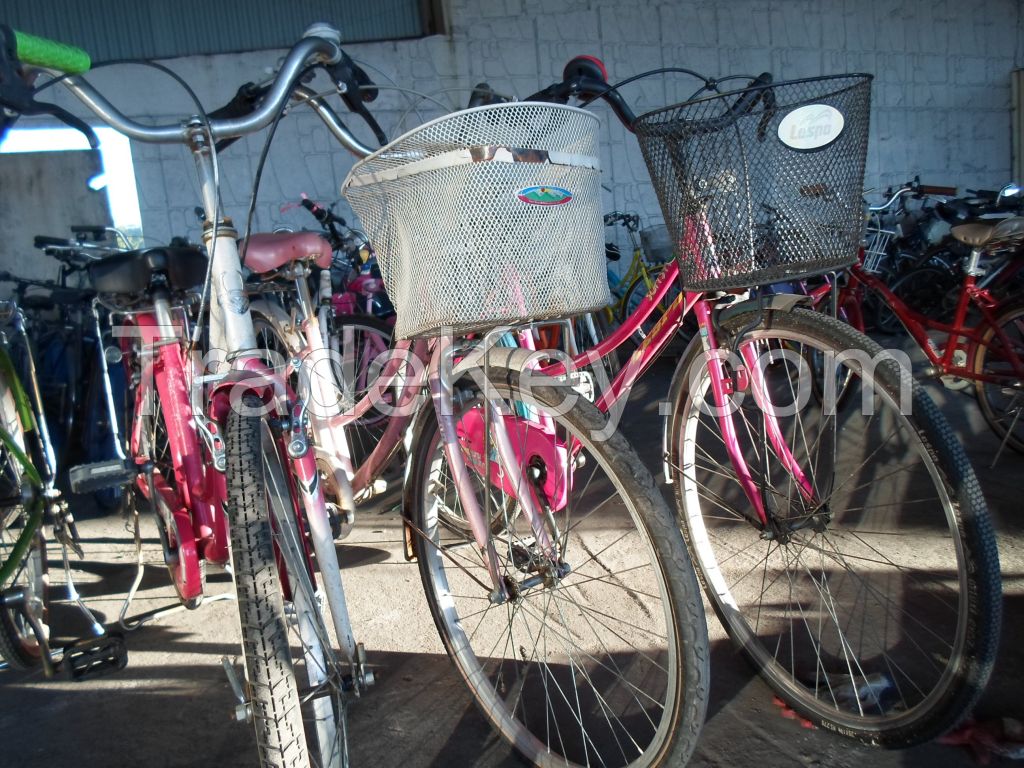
[
  {"left": 512, "top": 58, "right": 1001, "bottom": 746},
  {"left": 11, "top": 25, "right": 711, "bottom": 768}
]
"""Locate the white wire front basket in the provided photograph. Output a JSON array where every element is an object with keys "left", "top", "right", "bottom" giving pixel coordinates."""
[{"left": 341, "top": 103, "right": 610, "bottom": 339}]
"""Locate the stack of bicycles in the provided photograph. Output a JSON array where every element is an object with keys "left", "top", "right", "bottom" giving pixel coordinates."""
[{"left": 0, "top": 20, "right": 1004, "bottom": 768}]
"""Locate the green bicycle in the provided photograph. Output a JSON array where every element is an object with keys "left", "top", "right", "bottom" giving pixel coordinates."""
[{"left": 0, "top": 298, "right": 123, "bottom": 677}]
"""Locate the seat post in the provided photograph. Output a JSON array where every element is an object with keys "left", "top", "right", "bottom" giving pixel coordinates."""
[{"left": 966, "top": 248, "right": 986, "bottom": 277}]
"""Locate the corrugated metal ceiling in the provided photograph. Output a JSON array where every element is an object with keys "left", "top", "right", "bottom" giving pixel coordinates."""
[{"left": 4, "top": 1, "right": 431, "bottom": 61}]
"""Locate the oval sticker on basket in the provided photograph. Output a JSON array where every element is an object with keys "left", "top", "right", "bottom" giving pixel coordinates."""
[
  {"left": 777, "top": 104, "right": 845, "bottom": 150},
  {"left": 517, "top": 186, "right": 573, "bottom": 205}
]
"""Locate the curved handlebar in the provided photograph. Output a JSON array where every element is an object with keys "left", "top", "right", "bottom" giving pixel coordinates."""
[
  {"left": 603, "top": 211, "right": 640, "bottom": 231},
  {"left": 57, "top": 35, "right": 343, "bottom": 143},
  {"left": 868, "top": 178, "right": 956, "bottom": 213}
]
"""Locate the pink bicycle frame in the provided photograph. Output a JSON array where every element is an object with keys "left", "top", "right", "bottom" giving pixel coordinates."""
[{"left": 543, "top": 252, "right": 816, "bottom": 527}]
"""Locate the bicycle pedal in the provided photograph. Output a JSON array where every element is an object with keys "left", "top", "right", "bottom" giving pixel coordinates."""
[
  {"left": 69, "top": 460, "right": 138, "bottom": 494},
  {"left": 60, "top": 633, "right": 128, "bottom": 681}
]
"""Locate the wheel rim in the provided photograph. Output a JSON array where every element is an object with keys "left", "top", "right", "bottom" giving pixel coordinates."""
[
  {"left": 976, "top": 306, "right": 1024, "bottom": 451},
  {"left": 0, "top": 526, "right": 47, "bottom": 660},
  {"left": 415, "top": 391, "right": 683, "bottom": 768},
  {"left": 677, "top": 329, "right": 969, "bottom": 732}
]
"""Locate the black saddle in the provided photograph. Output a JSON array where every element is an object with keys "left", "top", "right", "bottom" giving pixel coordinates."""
[{"left": 88, "top": 247, "right": 208, "bottom": 295}]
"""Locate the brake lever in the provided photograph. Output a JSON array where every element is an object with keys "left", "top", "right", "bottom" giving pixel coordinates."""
[
  {"left": 325, "top": 56, "right": 387, "bottom": 146},
  {"left": 0, "top": 25, "right": 99, "bottom": 148},
  {"left": 755, "top": 86, "right": 776, "bottom": 141}
]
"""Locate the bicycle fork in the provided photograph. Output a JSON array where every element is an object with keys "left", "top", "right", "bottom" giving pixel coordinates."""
[
  {"left": 427, "top": 337, "right": 561, "bottom": 604},
  {"left": 692, "top": 298, "right": 818, "bottom": 529}
]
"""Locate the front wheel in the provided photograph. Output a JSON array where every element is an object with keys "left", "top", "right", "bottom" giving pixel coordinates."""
[
  {"left": 0, "top": 378, "right": 49, "bottom": 670},
  {"left": 226, "top": 394, "right": 349, "bottom": 768},
  {"left": 668, "top": 307, "right": 1001, "bottom": 746},
  {"left": 407, "top": 358, "right": 709, "bottom": 767}
]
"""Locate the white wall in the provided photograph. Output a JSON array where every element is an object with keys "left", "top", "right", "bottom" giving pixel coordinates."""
[{"left": 39, "top": 0, "right": 1024, "bottom": 246}]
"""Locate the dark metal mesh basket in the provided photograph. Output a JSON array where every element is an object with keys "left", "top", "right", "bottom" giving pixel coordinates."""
[{"left": 634, "top": 74, "right": 872, "bottom": 292}]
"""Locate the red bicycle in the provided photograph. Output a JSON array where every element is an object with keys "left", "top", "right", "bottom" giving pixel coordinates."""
[{"left": 807, "top": 211, "right": 1024, "bottom": 459}]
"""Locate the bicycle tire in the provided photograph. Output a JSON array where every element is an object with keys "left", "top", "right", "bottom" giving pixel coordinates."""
[
  {"left": 667, "top": 307, "right": 1001, "bottom": 746},
  {"left": 0, "top": 379, "right": 48, "bottom": 670},
  {"left": 226, "top": 394, "right": 348, "bottom": 768},
  {"left": 407, "top": 356, "right": 709, "bottom": 767},
  {"left": 136, "top": 386, "right": 204, "bottom": 607},
  {"left": 973, "top": 300, "right": 1024, "bottom": 454}
]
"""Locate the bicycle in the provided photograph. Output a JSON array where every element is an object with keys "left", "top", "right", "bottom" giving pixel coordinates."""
[
  {"left": 604, "top": 212, "right": 676, "bottom": 329},
  {"left": 2, "top": 234, "right": 129, "bottom": 509},
  {"left": 251, "top": 98, "right": 712, "bottom": 768},
  {"left": 474, "top": 56, "right": 1002, "bottom": 745},
  {"left": 0, "top": 296, "right": 124, "bottom": 679},
  {"left": 804, "top": 209, "right": 1024, "bottom": 461},
  {"left": 6, "top": 23, "right": 710, "bottom": 768}
]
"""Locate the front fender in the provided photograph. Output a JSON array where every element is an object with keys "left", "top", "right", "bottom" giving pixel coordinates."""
[{"left": 208, "top": 362, "right": 290, "bottom": 426}]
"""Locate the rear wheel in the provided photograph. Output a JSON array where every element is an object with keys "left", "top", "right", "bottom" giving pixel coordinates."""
[
  {"left": 329, "top": 315, "right": 394, "bottom": 467},
  {"left": 408, "top": 359, "right": 709, "bottom": 767},
  {"left": 669, "top": 307, "right": 1001, "bottom": 746},
  {"left": 255, "top": 311, "right": 396, "bottom": 473},
  {"left": 973, "top": 301, "right": 1024, "bottom": 454},
  {"left": 226, "top": 394, "right": 349, "bottom": 768}
]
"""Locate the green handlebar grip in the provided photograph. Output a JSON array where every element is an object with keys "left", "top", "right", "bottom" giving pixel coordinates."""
[{"left": 13, "top": 29, "right": 90, "bottom": 74}]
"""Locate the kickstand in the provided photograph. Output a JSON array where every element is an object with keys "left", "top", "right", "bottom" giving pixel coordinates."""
[
  {"left": 118, "top": 494, "right": 148, "bottom": 631},
  {"left": 118, "top": 478, "right": 234, "bottom": 631},
  {"left": 55, "top": 519, "right": 105, "bottom": 639}
]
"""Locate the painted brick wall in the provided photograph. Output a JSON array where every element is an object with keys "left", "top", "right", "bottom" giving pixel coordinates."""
[{"left": 44, "top": 0, "right": 1024, "bottom": 246}]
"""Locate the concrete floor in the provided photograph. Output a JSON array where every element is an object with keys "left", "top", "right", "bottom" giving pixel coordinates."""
[{"left": 1, "top": 356, "right": 1021, "bottom": 768}]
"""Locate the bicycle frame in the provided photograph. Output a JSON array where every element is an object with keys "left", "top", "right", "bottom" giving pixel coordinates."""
[
  {"left": 252, "top": 270, "right": 571, "bottom": 601},
  {"left": 541, "top": 255, "right": 809, "bottom": 528},
  {"left": 812, "top": 262, "right": 1024, "bottom": 386}
]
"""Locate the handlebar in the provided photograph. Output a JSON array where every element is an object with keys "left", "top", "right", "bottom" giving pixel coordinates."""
[
  {"left": 868, "top": 177, "right": 956, "bottom": 213},
  {"left": 603, "top": 211, "right": 640, "bottom": 231},
  {"left": 59, "top": 35, "right": 341, "bottom": 142},
  {"left": 5, "top": 24, "right": 381, "bottom": 159},
  {"left": 918, "top": 184, "right": 957, "bottom": 196},
  {"left": 524, "top": 57, "right": 774, "bottom": 138},
  {"left": 525, "top": 56, "right": 637, "bottom": 128}
]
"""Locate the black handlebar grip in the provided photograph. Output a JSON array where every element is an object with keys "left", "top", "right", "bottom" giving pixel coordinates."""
[
  {"left": 728, "top": 72, "right": 773, "bottom": 117},
  {"left": 34, "top": 235, "right": 72, "bottom": 249},
  {"left": 468, "top": 82, "right": 498, "bottom": 109}
]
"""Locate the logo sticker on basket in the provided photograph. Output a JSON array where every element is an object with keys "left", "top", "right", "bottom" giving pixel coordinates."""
[
  {"left": 516, "top": 186, "right": 573, "bottom": 205},
  {"left": 777, "top": 104, "right": 845, "bottom": 150}
]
